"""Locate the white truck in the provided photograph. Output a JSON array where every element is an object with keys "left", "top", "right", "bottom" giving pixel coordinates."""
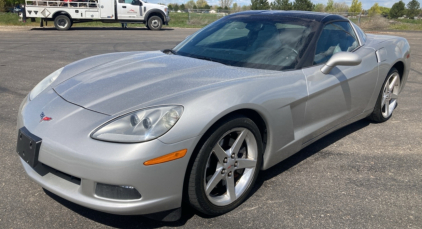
[{"left": 20, "top": 0, "right": 169, "bottom": 30}]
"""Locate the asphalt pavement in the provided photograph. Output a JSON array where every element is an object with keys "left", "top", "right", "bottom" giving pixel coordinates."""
[{"left": 0, "top": 26, "right": 421, "bottom": 228}]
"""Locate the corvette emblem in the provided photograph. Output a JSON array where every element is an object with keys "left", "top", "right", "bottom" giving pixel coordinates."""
[{"left": 40, "top": 112, "right": 52, "bottom": 122}]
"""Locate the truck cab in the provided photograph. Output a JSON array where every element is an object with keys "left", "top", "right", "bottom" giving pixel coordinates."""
[{"left": 20, "top": 0, "right": 169, "bottom": 30}]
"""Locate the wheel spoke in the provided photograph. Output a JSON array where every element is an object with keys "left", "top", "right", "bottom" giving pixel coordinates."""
[
  {"left": 226, "top": 176, "right": 236, "bottom": 201},
  {"left": 230, "top": 129, "right": 249, "bottom": 155},
  {"left": 389, "top": 76, "right": 398, "bottom": 91},
  {"left": 385, "top": 101, "right": 391, "bottom": 117},
  {"left": 213, "top": 144, "right": 228, "bottom": 163},
  {"left": 236, "top": 158, "right": 257, "bottom": 170},
  {"left": 390, "top": 94, "right": 399, "bottom": 100},
  {"left": 206, "top": 168, "right": 223, "bottom": 194},
  {"left": 381, "top": 96, "right": 387, "bottom": 108}
]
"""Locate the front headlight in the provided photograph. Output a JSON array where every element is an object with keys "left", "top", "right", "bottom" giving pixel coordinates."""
[
  {"left": 91, "top": 106, "right": 183, "bottom": 143},
  {"left": 29, "top": 67, "right": 63, "bottom": 100}
]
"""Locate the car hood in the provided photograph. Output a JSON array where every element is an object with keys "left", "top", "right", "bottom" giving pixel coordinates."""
[{"left": 54, "top": 51, "right": 275, "bottom": 115}]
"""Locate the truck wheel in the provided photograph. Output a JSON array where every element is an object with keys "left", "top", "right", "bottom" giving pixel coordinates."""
[
  {"left": 54, "top": 15, "right": 72, "bottom": 31},
  {"left": 147, "top": 16, "right": 162, "bottom": 30}
]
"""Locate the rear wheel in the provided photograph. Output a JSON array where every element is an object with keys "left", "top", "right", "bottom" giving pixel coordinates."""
[
  {"left": 368, "top": 68, "right": 401, "bottom": 123},
  {"left": 54, "top": 15, "right": 72, "bottom": 31},
  {"left": 188, "top": 115, "right": 263, "bottom": 215},
  {"left": 147, "top": 16, "right": 162, "bottom": 31}
]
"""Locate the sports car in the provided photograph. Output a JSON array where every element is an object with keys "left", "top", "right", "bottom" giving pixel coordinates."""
[{"left": 16, "top": 11, "right": 411, "bottom": 221}]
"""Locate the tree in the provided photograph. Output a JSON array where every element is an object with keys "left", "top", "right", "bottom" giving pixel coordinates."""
[
  {"left": 185, "top": 0, "right": 196, "bottom": 9},
  {"left": 193, "top": 4, "right": 197, "bottom": 9},
  {"left": 220, "top": 0, "right": 233, "bottom": 8},
  {"left": 313, "top": 3, "right": 325, "bottom": 12},
  {"left": 168, "top": 4, "right": 173, "bottom": 10},
  {"left": 368, "top": 3, "right": 381, "bottom": 16},
  {"left": 204, "top": 4, "right": 211, "bottom": 9},
  {"left": 293, "top": 0, "right": 313, "bottom": 11},
  {"left": 332, "top": 2, "right": 349, "bottom": 12},
  {"left": 389, "top": 1, "right": 406, "bottom": 18},
  {"left": 325, "top": 0, "right": 334, "bottom": 12},
  {"left": 251, "top": 0, "right": 270, "bottom": 10},
  {"left": 180, "top": 4, "right": 186, "bottom": 11},
  {"left": 0, "top": 0, "right": 6, "bottom": 12},
  {"left": 196, "top": 0, "right": 208, "bottom": 8},
  {"left": 174, "top": 4, "right": 179, "bottom": 11},
  {"left": 232, "top": 2, "right": 239, "bottom": 11},
  {"left": 241, "top": 5, "right": 251, "bottom": 11},
  {"left": 407, "top": 0, "right": 421, "bottom": 19},
  {"left": 271, "top": 0, "right": 292, "bottom": 10},
  {"left": 379, "top": 6, "right": 390, "bottom": 17},
  {"left": 349, "top": 0, "right": 362, "bottom": 14}
]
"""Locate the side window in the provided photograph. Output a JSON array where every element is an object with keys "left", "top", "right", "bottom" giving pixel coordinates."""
[
  {"left": 314, "top": 22, "right": 359, "bottom": 65},
  {"left": 119, "top": 0, "right": 133, "bottom": 3},
  {"left": 352, "top": 22, "right": 367, "bottom": 44}
]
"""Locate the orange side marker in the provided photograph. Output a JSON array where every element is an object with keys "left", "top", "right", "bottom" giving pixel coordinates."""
[{"left": 144, "top": 149, "right": 187, "bottom": 166}]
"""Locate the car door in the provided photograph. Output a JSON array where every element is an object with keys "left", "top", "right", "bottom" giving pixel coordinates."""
[
  {"left": 301, "top": 21, "right": 378, "bottom": 144},
  {"left": 99, "top": 0, "right": 115, "bottom": 19},
  {"left": 116, "top": 0, "right": 143, "bottom": 20}
]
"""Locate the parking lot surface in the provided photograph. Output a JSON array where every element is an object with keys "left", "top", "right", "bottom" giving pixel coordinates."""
[{"left": 0, "top": 27, "right": 421, "bottom": 228}]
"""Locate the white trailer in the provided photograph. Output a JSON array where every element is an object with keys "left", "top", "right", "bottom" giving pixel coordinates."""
[{"left": 20, "top": 0, "right": 169, "bottom": 30}]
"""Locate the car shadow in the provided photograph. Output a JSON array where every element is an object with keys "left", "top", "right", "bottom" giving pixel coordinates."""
[
  {"left": 250, "top": 119, "right": 371, "bottom": 196},
  {"left": 43, "top": 119, "right": 371, "bottom": 227},
  {"left": 43, "top": 189, "right": 196, "bottom": 228},
  {"left": 31, "top": 27, "right": 174, "bottom": 31}
]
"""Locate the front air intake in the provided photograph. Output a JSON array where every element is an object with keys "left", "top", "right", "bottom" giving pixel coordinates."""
[{"left": 95, "top": 183, "right": 141, "bottom": 200}]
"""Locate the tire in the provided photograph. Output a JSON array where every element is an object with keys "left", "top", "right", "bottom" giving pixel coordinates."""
[
  {"left": 187, "top": 115, "right": 263, "bottom": 215},
  {"left": 367, "top": 67, "right": 401, "bottom": 123},
  {"left": 54, "top": 15, "right": 72, "bottom": 31},
  {"left": 147, "top": 16, "right": 162, "bottom": 31}
]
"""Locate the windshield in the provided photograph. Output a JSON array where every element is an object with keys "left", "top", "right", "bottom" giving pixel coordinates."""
[{"left": 173, "top": 14, "right": 317, "bottom": 71}]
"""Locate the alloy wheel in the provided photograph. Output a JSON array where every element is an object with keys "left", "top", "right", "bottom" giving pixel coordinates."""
[
  {"left": 204, "top": 128, "right": 258, "bottom": 206},
  {"left": 381, "top": 72, "right": 400, "bottom": 118}
]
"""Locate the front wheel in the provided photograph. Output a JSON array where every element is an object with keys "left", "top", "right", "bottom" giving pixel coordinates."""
[
  {"left": 187, "top": 115, "right": 263, "bottom": 215},
  {"left": 147, "top": 16, "right": 162, "bottom": 31},
  {"left": 54, "top": 15, "right": 72, "bottom": 31},
  {"left": 368, "top": 68, "right": 401, "bottom": 123}
]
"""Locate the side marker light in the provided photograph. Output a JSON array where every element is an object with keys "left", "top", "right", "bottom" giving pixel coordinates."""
[{"left": 144, "top": 149, "right": 187, "bottom": 166}]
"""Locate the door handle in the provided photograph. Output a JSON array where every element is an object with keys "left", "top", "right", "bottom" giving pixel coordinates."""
[{"left": 122, "top": 6, "right": 126, "bottom": 8}]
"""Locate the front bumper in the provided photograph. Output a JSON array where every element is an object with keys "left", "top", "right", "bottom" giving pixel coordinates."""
[
  {"left": 165, "top": 15, "right": 170, "bottom": 25},
  {"left": 17, "top": 89, "right": 198, "bottom": 215}
]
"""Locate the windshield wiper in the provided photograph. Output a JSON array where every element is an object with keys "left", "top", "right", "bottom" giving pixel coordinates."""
[
  {"left": 162, "top": 49, "right": 177, "bottom": 55},
  {"left": 192, "top": 56, "right": 227, "bottom": 65}
]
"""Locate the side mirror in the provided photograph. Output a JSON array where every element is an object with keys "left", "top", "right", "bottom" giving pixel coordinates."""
[
  {"left": 320, "top": 52, "right": 362, "bottom": 74},
  {"left": 139, "top": 1, "right": 142, "bottom": 6}
]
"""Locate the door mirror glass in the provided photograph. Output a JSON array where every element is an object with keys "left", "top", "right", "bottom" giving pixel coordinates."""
[{"left": 320, "top": 52, "right": 362, "bottom": 74}]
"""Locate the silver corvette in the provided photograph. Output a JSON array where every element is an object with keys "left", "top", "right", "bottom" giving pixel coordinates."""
[{"left": 17, "top": 11, "right": 410, "bottom": 221}]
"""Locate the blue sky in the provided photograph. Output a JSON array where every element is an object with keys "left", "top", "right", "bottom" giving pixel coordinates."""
[{"left": 153, "top": 0, "right": 416, "bottom": 9}]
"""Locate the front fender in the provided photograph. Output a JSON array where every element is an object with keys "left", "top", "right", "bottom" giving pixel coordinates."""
[
  {"left": 157, "top": 70, "right": 309, "bottom": 170},
  {"left": 144, "top": 9, "right": 167, "bottom": 22}
]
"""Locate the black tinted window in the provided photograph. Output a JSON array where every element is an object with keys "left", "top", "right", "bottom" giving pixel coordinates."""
[
  {"left": 173, "top": 15, "right": 316, "bottom": 71},
  {"left": 314, "top": 22, "right": 359, "bottom": 65}
]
